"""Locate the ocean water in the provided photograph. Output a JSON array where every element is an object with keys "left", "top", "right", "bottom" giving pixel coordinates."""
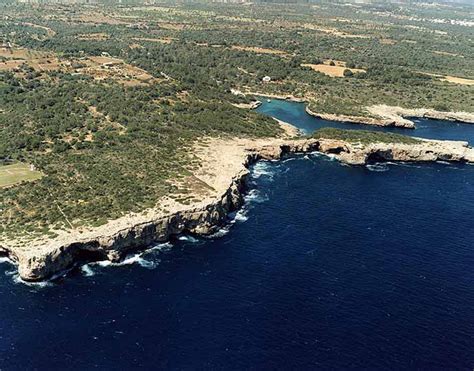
[
  {"left": 1, "top": 102, "right": 473, "bottom": 370},
  {"left": 256, "top": 98, "right": 474, "bottom": 143}
]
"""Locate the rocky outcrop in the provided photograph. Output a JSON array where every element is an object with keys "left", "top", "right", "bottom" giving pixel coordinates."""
[
  {"left": 1, "top": 136, "right": 473, "bottom": 282},
  {"left": 4, "top": 168, "right": 250, "bottom": 282},
  {"left": 366, "top": 105, "right": 474, "bottom": 128},
  {"left": 328, "top": 138, "right": 474, "bottom": 165},
  {"left": 306, "top": 105, "right": 474, "bottom": 129},
  {"left": 305, "top": 106, "right": 415, "bottom": 128}
]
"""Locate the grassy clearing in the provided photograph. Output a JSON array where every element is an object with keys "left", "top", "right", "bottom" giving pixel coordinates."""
[
  {"left": 312, "top": 128, "right": 421, "bottom": 145},
  {"left": 0, "top": 163, "right": 43, "bottom": 188}
]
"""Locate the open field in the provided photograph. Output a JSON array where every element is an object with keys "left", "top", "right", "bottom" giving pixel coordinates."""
[
  {"left": 301, "top": 62, "right": 366, "bottom": 77},
  {"left": 0, "top": 163, "right": 43, "bottom": 188},
  {"left": 77, "top": 33, "right": 110, "bottom": 41},
  {"left": 441, "top": 76, "right": 474, "bottom": 86},
  {"left": 231, "top": 45, "right": 288, "bottom": 56},
  {"left": 132, "top": 37, "right": 175, "bottom": 44},
  {"left": 0, "top": 47, "right": 157, "bottom": 86},
  {"left": 419, "top": 71, "right": 474, "bottom": 86}
]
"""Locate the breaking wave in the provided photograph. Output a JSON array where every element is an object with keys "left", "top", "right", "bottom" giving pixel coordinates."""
[
  {"left": 252, "top": 162, "right": 274, "bottom": 180},
  {"left": 366, "top": 163, "right": 389, "bottom": 172},
  {"left": 178, "top": 235, "right": 200, "bottom": 244},
  {"left": 0, "top": 257, "right": 13, "bottom": 265},
  {"left": 233, "top": 209, "right": 249, "bottom": 223},
  {"left": 244, "top": 189, "right": 269, "bottom": 203},
  {"left": 80, "top": 242, "right": 173, "bottom": 276},
  {"left": 206, "top": 227, "right": 230, "bottom": 239}
]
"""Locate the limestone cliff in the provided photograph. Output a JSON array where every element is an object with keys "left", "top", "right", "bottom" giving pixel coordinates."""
[
  {"left": 1, "top": 136, "right": 473, "bottom": 282},
  {"left": 306, "top": 105, "right": 474, "bottom": 129}
]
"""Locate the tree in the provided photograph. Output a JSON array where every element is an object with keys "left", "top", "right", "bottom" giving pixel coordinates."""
[{"left": 343, "top": 69, "right": 353, "bottom": 77}]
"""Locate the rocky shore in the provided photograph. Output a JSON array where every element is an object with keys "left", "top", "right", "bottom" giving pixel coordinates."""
[
  {"left": 306, "top": 105, "right": 474, "bottom": 129},
  {"left": 1, "top": 134, "right": 473, "bottom": 282},
  {"left": 305, "top": 106, "right": 416, "bottom": 128},
  {"left": 242, "top": 92, "right": 474, "bottom": 129}
]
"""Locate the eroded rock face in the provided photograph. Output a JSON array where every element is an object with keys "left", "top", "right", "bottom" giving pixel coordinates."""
[
  {"left": 2, "top": 136, "right": 473, "bottom": 281},
  {"left": 333, "top": 139, "right": 472, "bottom": 165},
  {"left": 307, "top": 105, "right": 474, "bottom": 129},
  {"left": 11, "top": 170, "right": 248, "bottom": 281},
  {"left": 305, "top": 107, "right": 416, "bottom": 129}
]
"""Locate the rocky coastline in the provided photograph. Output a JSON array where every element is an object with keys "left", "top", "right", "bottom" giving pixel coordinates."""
[
  {"left": 1, "top": 135, "right": 473, "bottom": 282},
  {"left": 242, "top": 91, "right": 474, "bottom": 129},
  {"left": 306, "top": 105, "right": 474, "bottom": 129},
  {"left": 305, "top": 106, "right": 416, "bottom": 129}
]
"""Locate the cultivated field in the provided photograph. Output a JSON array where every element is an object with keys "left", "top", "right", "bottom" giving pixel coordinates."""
[
  {"left": 301, "top": 61, "right": 366, "bottom": 77},
  {"left": 0, "top": 163, "right": 43, "bottom": 188}
]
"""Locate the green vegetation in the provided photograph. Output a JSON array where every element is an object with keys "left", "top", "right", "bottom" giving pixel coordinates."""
[
  {"left": 312, "top": 128, "right": 421, "bottom": 145},
  {"left": 0, "top": 68, "right": 280, "bottom": 240},
  {"left": 0, "top": 0, "right": 472, "bottom": 241}
]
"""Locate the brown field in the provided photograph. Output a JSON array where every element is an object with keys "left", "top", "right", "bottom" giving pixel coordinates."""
[
  {"left": 420, "top": 71, "right": 474, "bottom": 86},
  {"left": 0, "top": 59, "right": 25, "bottom": 71},
  {"left": 302, "top": 60, "right": 366, "bottom": 77},
  {"left": 380, "top": 38, "right": 396, "bottom": 45},
  {"left": 0, "top": 47, "right": 51, "bottom": 60},
  {"left": 79, "top": 56, "right": 157, "bottom": 86},
  {"left": 433, "top": 50, "right": 463, "bottom": 58},
  {"left": 0, "top": 47, "right": 157, "bottom": 86},
  {"left": 20, "top": 22, "right": 56, "bottom": 37},
  {"left": 231, "top": 45, "right": 287, "bottom": 55},
  {"left": 132, "top": 37, "right": 175, "bottom": 44},
  {"left": 77, "top": 33, "right": 110, "bottom": 41},
  {"left": 0, "top": 47, "right": 64, "bottom": 74},
  {"left": 441, "top": 76, "right": 474, "bottom": 85},
  {"left": 302, "top": 24, "right": 370, "bottom": 39},
  {"left": 76, "top": 12, "right": 130, "bottom": 25},
  {"left": 158, "top": 22, "right": 187, "bottom": 31}
]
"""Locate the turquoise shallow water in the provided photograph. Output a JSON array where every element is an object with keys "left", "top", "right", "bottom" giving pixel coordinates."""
[{"left": 0, "top": 100, "right": 473, "bottom": 370}]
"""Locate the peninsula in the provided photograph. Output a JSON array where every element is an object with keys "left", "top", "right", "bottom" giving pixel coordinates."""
[
  {"left": 1, "top": 1, "right": 473, "bottom": 281},
  {"left": 2, "top": 125, "right": 474, "bottom": 281}
]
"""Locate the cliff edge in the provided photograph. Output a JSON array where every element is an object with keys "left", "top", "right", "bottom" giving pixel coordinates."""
[{"left": 1, "top": 133, "right": 473, "bottom": 282}]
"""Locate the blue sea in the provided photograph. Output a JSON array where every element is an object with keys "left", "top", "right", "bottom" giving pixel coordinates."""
[{"left": 1, "top": 100, "right": 473, "bottom": 370}]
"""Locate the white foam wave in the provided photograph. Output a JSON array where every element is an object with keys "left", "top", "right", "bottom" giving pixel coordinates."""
[
  {"left": 233, "top": 209, "right": 249, "bottom": 223},
  {"left": 81, "top": 264, "right": 96, "bottom": 277},
  {"left": 148, "top": 242, "right": 173, "bottom": 252},
  {"left": 81, "top": 242, "right": 173, "bottom": 275},
  {"left": 0, "top": 257, "right": 13, "bottom": 265},
  {"left": 386, "top": 161, "right": 422, "bottom": 169},
  {"left": 12, "top": 274, "right": 54, "bottom": 288},
  {"left": 96, "top": 254, "right": 157, "bottom": 269},
  {"left": 178, "top": 235, "right": 199, "bottom": 243},
  {"left": 366, "top": 163, "right": 389, "bottom": 172},
  {"left": 252, "top": 162, "right": 274, "bottom": 179},
  {"left": 206, "top": 227, "right": 230, "bottom": 239},
  {"left": 310, "top": 152, "right": 337, "bottom": 161},
  {"left": 244, "top": 189, "right": 269, "bottom": 203}
]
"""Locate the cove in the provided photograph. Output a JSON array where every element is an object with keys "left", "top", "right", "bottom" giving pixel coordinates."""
[
  {"left": 256, "top": 98, "right": 474, "bottom": 143},
  {"left": 1, "top": 104, "right": 473, "bottom": 369}
]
